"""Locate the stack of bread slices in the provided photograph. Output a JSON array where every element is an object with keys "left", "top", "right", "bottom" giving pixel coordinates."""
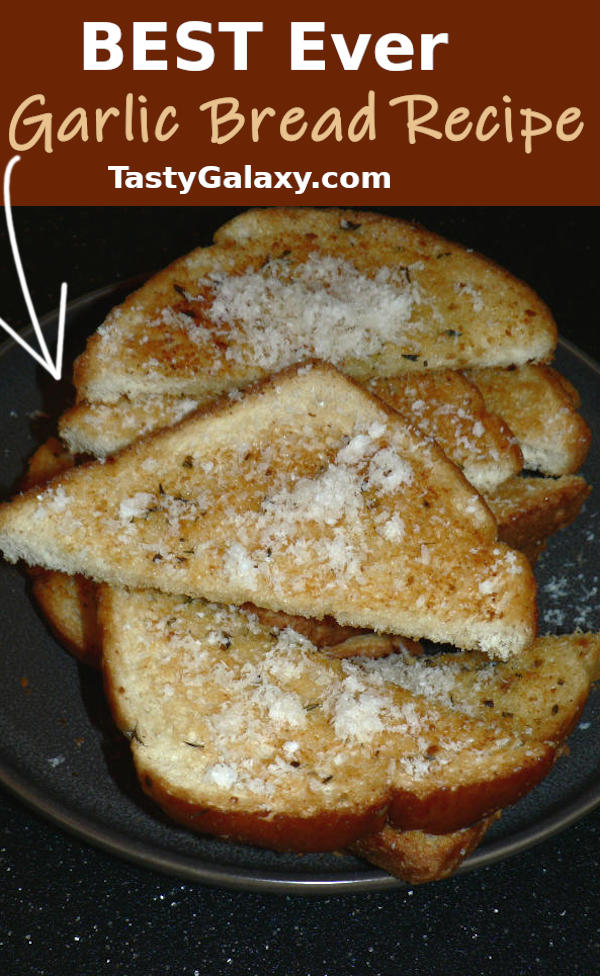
[{"left": 1, "top": 208, "right": 598, "bottom": 884}]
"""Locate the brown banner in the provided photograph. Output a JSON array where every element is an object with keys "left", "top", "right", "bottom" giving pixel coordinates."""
[{"left": 1, "top": 3, "right": 598, "bottom": 204}]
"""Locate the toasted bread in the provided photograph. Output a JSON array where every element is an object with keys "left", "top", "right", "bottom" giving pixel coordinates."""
[
  {"left": 4, "top": 212, "right": 600, "bottom": 883},
  {"left": 214, "top": 209, "right": 557, "bottom": 364},
  {"left": 73, "top": 209, "right": 557, "bottom": 405},
  {"left": 59, "top": 395, "right": 206, "bottom": 458},
  {"left": 0, "top": 364, "right": 537, "bottom": 658},
  {"left": 18, "top": 439, "right": 596, "bottom": 881},
  {"left": 23, "top": 436, "right": 587, "bottom": 667},
  {"left": 488, "top": 474, "right": 591, "bottom": 564},
  {"left": 362, "top": 631, "right": 599, "bottom": 745},
  {"left": 61, "top": 368, "right": 523, "bottom": 494},
  {"left": 20, "top": 437, "right": 77, "bottom": 489},
  {"left": 353, "top": 629, "right": 600, "bottom": 879},
  {"left": 63, "top": 364, "right": 590, "bottom": 488},
  {"left": 18, "top": 439, "right": 101, "bottom": 667},
  {"left": 27, "top": 472, "right": 588, "bottom": 668},
  {"left": 19, "top": 438, "right": 417, "bottom": 667},
  {"left": 367, "top": 371, "right": 522, "bottom": 492},
  {"left": 467, "top": 365, "right": 591, "bottom": 475},
  {"left": 28, "top": 568, "right": 100, "bottom": 667},
  {"left": 100, "top": 588, "right": 599, "bottom": 850},
  {"left": 23, "top": 441, "right": 498, "bottom": 881},
  {"left": 99, "top": 587, "right": 562, "bottom": 846},
  {"left": 350, "top": 818, "right": 497, "bottom": 883}
]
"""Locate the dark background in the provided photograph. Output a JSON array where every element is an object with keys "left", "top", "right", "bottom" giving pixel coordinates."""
[{"left": 0, "top": 208, "right": 599, "bottom": 975}]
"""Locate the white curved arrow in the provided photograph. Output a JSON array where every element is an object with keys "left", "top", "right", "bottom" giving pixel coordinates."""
[{"left": 0, "top": 155, "right": 67, "bottom": 380}]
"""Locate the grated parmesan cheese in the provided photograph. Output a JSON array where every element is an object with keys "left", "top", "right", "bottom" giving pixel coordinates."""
[
  {"left": 189, "top": 253, "right": 422, "bottom": 370},
  {"left": 377, "top": 514, "right": 405, "bottom": 543},
  {"left": 223, "top": 542, "right": 259, "bottom": 588},
  {"left": 204, "top": 763, "right": 238, "bottom": 789},
  {"left": 368, "top": 448, "right": 413, "bottom": 491},
  {"left": 119, "top": 492, "right": 156, "bottom": 523}
]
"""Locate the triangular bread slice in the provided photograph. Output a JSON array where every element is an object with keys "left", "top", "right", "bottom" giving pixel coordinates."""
[
  {"left": 466, "top": 365, "right": 591, "bottom": 475},
  {"left": 0, "top": 364, "right": 536, "bottom": 658},
  {"left": 25, "top": 470, "right": 589, "bottom": 670},
  {"left": 100, "top": 587, "right": 596, "bottom": 849},
  {"left": 73, "top": 209, "right": 557, "bottom": 404},
  {"left": 23, "top": 440, "right": 588, "bottom": 671},
  {"left": 64, "top": 363, "right": 589, "bottom": 486},
  {"left": 60, "top": 368, "right": 522, "bottom": 494},
  {"left": 98, "top": 588, "right": 552, "bottom": 846}
]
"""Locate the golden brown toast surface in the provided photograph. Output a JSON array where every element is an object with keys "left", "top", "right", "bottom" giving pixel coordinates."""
[
  {"left": 59, "top": 395, "right": 205, "bottom": 458},
  {"left": 487, "top": 474, "right": 591, "bottom": 562},
  {"left": 368, "top": 370, "right": 522, "bottom": 492},
  {"left": 0, "top": 364, "right": 537, "bottom": 658},
  {"left": 354, "top": 630, "right": 600, "bottom": 877},
  {"left": 350, "top": 818, "right": 497, "bottom": 884},
  {"left": 73, "top": 209, "right": 557, "bottom": 404},
  {"left": 61, "top": 370, "right": 523, "bottom": 494},
  {"left": 467, "top": 365, "right": 591, "bottom": 475},
  {"left": 100, "top": 588, "right": 562, "bottom": 847}
]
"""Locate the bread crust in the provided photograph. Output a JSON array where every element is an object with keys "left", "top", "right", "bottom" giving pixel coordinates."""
[
  {"left": 0, "top": 363, "right": 537, "bottom": 658},
  {"left": 350, "top": 817, "right": 497, "bottom": 884},
  {"left": 100, "top": 589, "right": 598, "bottom": 852},
  {"left": 4, "top": 207, "right": 594, "bottom": 883},
  {"left": 61, "top": 368, "right": 524, "bottom": 494},
  {"left": 468, "top": 365, "right": 591, "bottom": 475},
  {"left": 489, "top": 474, "right": 591, "bottom": 559},
  {"left": 135, "top": 769, "right": 390, "bottom": 853},
  {"left": 73, "top": 209, "right": 557, "bottom": 405},
  {"left": 30, "top": 568, "right": 100, "bottom": 668}
]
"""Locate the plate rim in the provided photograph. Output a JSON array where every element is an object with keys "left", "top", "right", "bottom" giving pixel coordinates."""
[{"left": 0, "top": 279, "right": 599, "bottom": 894}]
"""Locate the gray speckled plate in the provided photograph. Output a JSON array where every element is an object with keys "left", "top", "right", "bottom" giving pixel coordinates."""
[{"left": 0, "top": 282, "right": 599, "bottom": 894}]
